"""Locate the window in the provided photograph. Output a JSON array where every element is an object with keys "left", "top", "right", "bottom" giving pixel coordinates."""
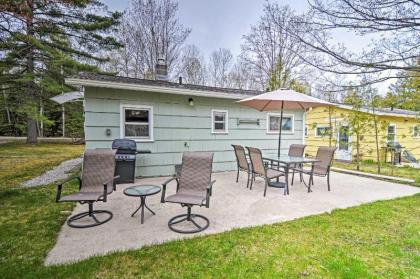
[
  {"left": 266, "top": 113, "right": 294, "bottom": 134},
  {"left": 304, "top": 126, "right": 308, "bottom": 137},
  {"left": 413, "top": 125, "right": 419, "bottom": 138},
  {"left": 211, "top": 110, "right": 228, "bottom": 133},
  {"left": 338, "top": 126, "right": 350, "bottom": 151},
  {"left": 387, "top": 124, "right": 396, "bottom": 142},
  {"left": 121, "top": 105, "right": 153, "bottom": 141},
  {"left": 315, "top": 126, "right": 332, "bottom": 137}
]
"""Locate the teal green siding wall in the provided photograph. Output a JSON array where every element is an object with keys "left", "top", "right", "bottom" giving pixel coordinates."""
[{"left": 84, "top": 87, "right": 304, "bottom": 177}]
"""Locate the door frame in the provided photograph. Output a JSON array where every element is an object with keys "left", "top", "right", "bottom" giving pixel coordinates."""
[{"left": 336, "top": 125, "right": 352, "bottom": 161}]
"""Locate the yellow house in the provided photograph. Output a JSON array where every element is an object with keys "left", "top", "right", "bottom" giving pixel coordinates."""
[{"left": 305, "top": 104, "right": 420, "bottom": 162}]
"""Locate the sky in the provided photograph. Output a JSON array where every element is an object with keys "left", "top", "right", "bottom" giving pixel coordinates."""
[
  {"left": 102, "top": 0, "right": 364, "bottom": 58},
  {"left": 101, "top": 0, "right": 390, "bottom": 93}
]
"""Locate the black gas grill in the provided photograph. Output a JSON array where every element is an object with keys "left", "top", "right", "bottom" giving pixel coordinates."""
[
  {"left": 112, "top": 139, "right": 151, "bottom": 184},
  {"left": 386, "top": 141, "right": 403, "bottom": 165}
]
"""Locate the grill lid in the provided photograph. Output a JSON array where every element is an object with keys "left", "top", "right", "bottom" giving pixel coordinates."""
[
  {"left": 387, "top": 141, "right": 402, "bottom": 149},
  {"left": 112, "top": 139, "right": 137, "bottom": 153}
]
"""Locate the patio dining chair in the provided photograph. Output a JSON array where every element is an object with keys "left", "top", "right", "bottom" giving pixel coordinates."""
[
  {"left": 246, "top": 147, "right": 285, "bottom": 196},
  {"left": 301, "top": 146, "right": 336, "bottom": 192},
  {"left": 56, "top": 149, "right": 119, "bottom": 228},
  {"left": 288, "top": 144, "right": 306, "bottom": 185},
  {"left": 161, "top": 152, "right": 215, "bottom": 234},
  {"left": 232, "top": 145, "right": 252, "bottom": 188}
]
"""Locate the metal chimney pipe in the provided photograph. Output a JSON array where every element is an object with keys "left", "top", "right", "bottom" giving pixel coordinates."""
[{"left": 155, "top": 58, "right": 168, "bottom": 81}]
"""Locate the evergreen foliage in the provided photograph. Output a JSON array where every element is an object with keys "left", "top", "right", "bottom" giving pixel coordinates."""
[{"left": 0, "top": 0, "right": 121, "bottom": 142}]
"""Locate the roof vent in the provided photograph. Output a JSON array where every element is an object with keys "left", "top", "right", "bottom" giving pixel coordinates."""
[{"left": 155, "top": 58, "right": 168, "bottom": 81}]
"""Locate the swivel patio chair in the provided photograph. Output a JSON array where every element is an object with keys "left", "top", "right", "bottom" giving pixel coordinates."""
[
  {"left": 288, "top": 144, "right": 306, "bottom": 185},
  {"left": 301, "top": 146, "right": 336, "bottom": 192},
  {"left": 161, "top": 152, "right": 215, "bottom": 234},
  {"left": 56, "top": 149, "right": 119, "bottom": 228},
  {"left": 232, "top": 144, "right": 252, "bottom": 188},
  {"left": 246, "top": 147, "right": 285, "bottom": 196}
]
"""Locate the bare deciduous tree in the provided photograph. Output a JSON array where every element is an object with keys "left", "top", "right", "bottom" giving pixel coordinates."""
[
  {"left": 105, "top": 0, "right": 191, "bottom": 79},
  {"left": 227, "top": 59, "right": 260, "bottom": 90},
  {"left": 174, "top": 45, "right": 206, "bottom": 85},
  {"left": 208, "top": 48, "right": 233, "bottom": 87},
  {"left": 290, "top": 0, "right": 420, "bottom": 86},
  {"left": 241, "top": 3, "right": 313, "bottom": 90}
]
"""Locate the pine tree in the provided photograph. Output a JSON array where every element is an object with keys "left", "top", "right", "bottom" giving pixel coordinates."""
[{"left": 0, "top": 0, "right": 121, "bottom": 143}]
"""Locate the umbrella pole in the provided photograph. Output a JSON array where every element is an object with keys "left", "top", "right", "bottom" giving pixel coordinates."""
[{"left": 278, "top": 101, "right": 284, "bottom": 157}]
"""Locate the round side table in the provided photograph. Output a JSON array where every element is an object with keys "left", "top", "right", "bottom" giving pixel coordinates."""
[{"left": 123, "top": 185, "right": 161, "bottom": 224}]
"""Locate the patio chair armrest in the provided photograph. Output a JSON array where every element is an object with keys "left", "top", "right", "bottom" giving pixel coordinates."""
[
  {"left": 102, "top": 175, "right": 120, "bottom": 187},
  {"left": 161, "top": 177, "right": 179, "bottom": 203},
  {"left": 162, "top": 176, "right": 178, "bottom": 186},
  {"left": 205, "top": 180, "right": 216, "bottom": 208},
  {"left": 206, "top": 180, "right": 216, "bottom": 190},
  {"left": 262, "top": 158, "right": 272, "bottom": 166},
  {"left": 101, "top": 175, "right": 119, "bottom": 201},
  {"left": 102, "top": 175, "right": 120, "bottom": 191},
  {"left": 56, "top": 176, "right": 81, "bottom": 202}
]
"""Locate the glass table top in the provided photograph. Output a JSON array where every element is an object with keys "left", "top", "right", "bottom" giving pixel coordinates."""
[
  {"left": 262, "top": 153, "right": 320, "bottom": 164},
  {"left": 124, "top": 185, "right": 161, "bottom": 197}
]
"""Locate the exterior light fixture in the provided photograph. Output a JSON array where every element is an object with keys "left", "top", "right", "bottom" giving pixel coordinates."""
[
  {"left": 188, "top": 98, "right": 194, "bottom": 106},
  {"left": 106, "top": 128, "right": 112, "bottom": 136}
]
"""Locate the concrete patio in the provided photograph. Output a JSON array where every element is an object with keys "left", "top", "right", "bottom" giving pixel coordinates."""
[{"left": 45, "top": 171, "right": 420, "bottom": 266}]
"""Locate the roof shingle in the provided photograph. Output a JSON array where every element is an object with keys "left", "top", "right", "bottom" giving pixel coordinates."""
[{"left": 76, "top": 72, "right": 262, "bottom": 96}]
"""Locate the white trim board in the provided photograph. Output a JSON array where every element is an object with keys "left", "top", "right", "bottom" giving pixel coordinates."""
[
  {"left": 211, "top": 109, "right": 229, "bottom": 134},
  {"left": 386, "top": 123, "right": 396, "bottom": 143},
  {"left": 336, "top": 104, "right": 418, "bottom": 119},
  {"left": 120, "top": 104, "right": 154, "bottom": 142},
  {"left": 266, "top": 113, "right": 295, "bottom": 134}
]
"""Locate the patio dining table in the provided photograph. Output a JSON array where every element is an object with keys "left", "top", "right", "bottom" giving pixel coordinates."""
[{"left": 262, "top": 153, "right": 320, "bottom": 195}]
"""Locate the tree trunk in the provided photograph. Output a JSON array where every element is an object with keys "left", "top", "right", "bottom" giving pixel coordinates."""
[
  {"left": 26, "top": 0, "right": 37, "bottom": 144},
  {"left": 39, "top": 98, "right": 43, "bottom": 137},
  {"left": 328, "top": 107, "right": 332, "bottom": 147},
  {"left": 62, "top": 105, "right": 65, "bottom": 137},
  {"left": 3, "top": 92, "right": 11, "bottom": 124},
  {"left": 27, "top": 118, "right": 38, "bottom": 143},
  {"left": 373, "top": 113, "right": 381, "bottom": 174},
  {"left": 356, "top": 133, "right": 360, "bottom": 171}
]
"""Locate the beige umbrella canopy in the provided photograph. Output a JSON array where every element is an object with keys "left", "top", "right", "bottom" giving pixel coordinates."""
[{"left": 237, "top": 88, "right": 334, "bottom": 156}]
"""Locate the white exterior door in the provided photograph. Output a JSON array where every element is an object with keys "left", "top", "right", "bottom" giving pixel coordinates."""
[{"left": 336, "top": 125, "right": 352, "bottom": 161}]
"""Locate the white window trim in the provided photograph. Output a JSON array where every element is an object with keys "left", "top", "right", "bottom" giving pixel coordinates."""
[
  {"left": 266, "top": 113, "right": 295, "bottom": 134},
  {"left": 120, "top": 104, "right": 154, "bottom": 142},
  {"left": 315, "top": 125, "right": 332, "bottom": 137},
  {"left": 386, "top": 123, "right": 396, "bottom": 143},
  {"left": 412, "top": 125, "right": 419, "bottom": 138},
  {"left": 211, "top": 109, "right": 229, "bottom": 134}
]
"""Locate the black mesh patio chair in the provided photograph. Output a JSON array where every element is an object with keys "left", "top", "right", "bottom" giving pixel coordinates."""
[
  {"left": 288, "top": 144, "right": 306, "bottom": 185},
  {"left": 246, "top": 147, "right": 285, "bottom": 196},
  {"left": 232, "top": 145, "right": 252, "bottom": 188},
  {"left": 161, "top": 152, "right": 215, "bottom": 234},
  {"left": 56, "top": 149, "right": 119, "bottom": 228},
  {"left": 301, "top": 146, "right": 336, "bottom": 192}
]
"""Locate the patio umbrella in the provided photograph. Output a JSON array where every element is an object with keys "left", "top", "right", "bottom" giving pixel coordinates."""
[{"left": 237, "top": 89, "right": 334, "bottom": 157}]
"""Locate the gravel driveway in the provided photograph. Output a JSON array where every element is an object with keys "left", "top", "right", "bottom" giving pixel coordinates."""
[{"left": 22, "top": 157, "right": 83, "bottom": 187}]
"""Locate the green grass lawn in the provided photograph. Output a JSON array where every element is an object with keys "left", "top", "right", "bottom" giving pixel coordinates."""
[
  {"left": 334, "top": 161, "right": 420, "bottom": 186},
  {"left": 0, "top": 141, "right": 84, "bottom": 190},
  {"left": 0, "top": 142, "right": 419, "bottom": 278}
]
